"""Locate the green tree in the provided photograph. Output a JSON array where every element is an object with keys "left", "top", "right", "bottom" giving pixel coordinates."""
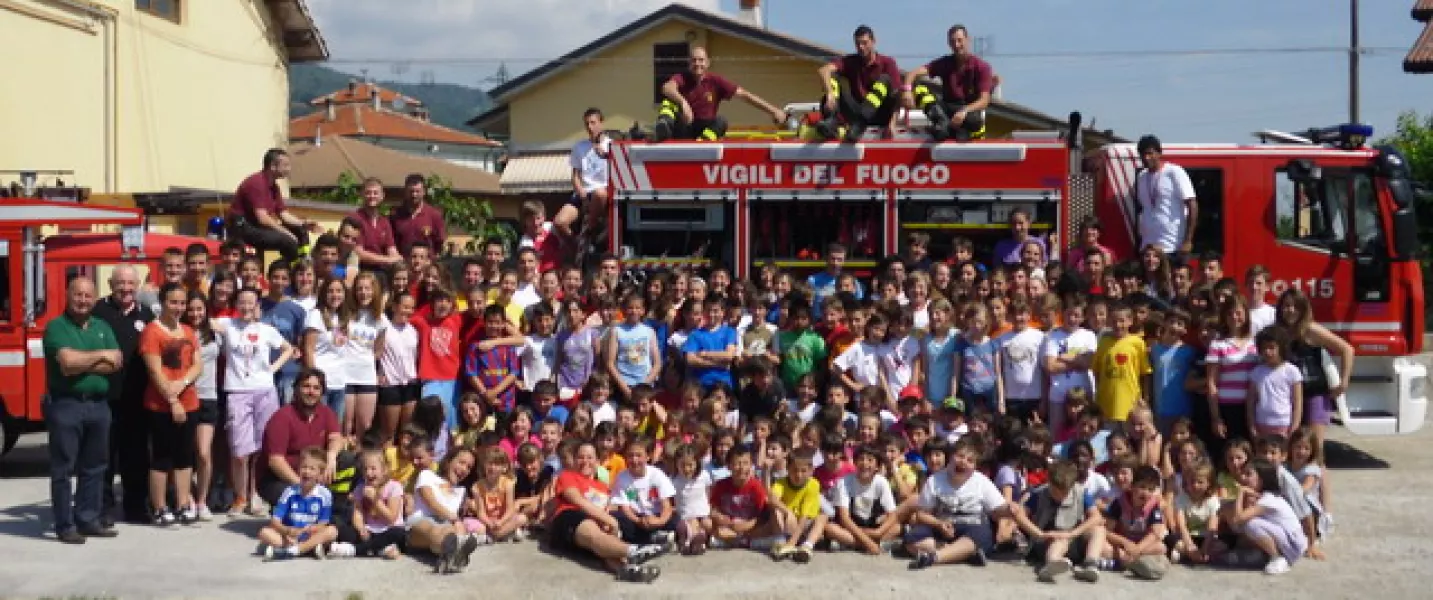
[
  {"left": 322, "top": 170, "right": 363, "bottom": 205},
  {"left": 1380, "top": 111, "right": 1433, "bottom": 187},
  {"left": 1378, "top": 111, "right": 1433, "bottom": 250},
  {"left": 424, "top": 174, "right": 516, "bottom": 256}
]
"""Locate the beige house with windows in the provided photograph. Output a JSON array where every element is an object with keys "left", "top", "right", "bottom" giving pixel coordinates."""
[{"left": 0, "top": 0, "right": 326, "bottom": 199}]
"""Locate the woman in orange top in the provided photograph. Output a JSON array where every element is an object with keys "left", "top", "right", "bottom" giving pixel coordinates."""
[
  {"left": 139, "top": 282, "right": 204, "bottom": 526},
  {"left": 548, "top": 441, "right": 667, "bottom": 583}
]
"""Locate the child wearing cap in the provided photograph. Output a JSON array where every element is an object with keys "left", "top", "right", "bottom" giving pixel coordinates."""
[{"left": 934, "top": 397, "right": 969, "bottom": 445}]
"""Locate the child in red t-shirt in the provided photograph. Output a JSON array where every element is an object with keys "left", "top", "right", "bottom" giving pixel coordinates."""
[
  {"left": 414, "top": 288, "right": 464, "bottom": 431},
  {"left": 709, "top": 445, "right": 794, "bottom": 548}
]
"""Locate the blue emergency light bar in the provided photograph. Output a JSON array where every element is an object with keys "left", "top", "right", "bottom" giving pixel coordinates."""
[{"left": 1306, "top": 123, "right": 1373, "bottom": 148}]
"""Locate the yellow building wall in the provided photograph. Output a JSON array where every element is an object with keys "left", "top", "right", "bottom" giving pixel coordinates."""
[
  {"left": 505, "top": 19, "right": 1029, "bottom": 145},
  {"left": 0, "top": 0, "right": 291, "bottom": 195},
  {"left": 508, "top": 21, "right": 823, "bottom": 146}
]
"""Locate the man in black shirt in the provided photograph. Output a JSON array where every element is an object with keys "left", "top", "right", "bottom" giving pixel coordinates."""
[{"left": 90, "top": 265, "right": 155, "bottom": 524}]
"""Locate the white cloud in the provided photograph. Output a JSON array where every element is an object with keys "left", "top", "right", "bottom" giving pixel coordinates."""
[{"left": 305, "top": 0, "right": 722, "bottom": 64}]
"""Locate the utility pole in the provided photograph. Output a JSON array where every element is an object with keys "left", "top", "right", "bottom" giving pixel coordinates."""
[{"left": 1350, "top": 0, "right": 1360, "bottom": 123}]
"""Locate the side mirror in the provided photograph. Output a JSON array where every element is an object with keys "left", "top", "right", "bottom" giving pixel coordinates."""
[{"left": 1286, "top": 159, "right": 1322, "bottom": 183}]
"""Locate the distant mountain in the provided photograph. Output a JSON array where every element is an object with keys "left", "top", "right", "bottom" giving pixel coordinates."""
[{"left": 288, "top": 64, "right": 494, "bottom": 133}]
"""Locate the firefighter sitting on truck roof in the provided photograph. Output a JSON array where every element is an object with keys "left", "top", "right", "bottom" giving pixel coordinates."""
[
  {"left": 901, "top": 24, "right": 994, "bottom": 142},
  {"left": 813, "top": 25, "right": 903, "bottom": 143},
  {"left": 652, "top": 46, "right": 789, "bottom": 142}
]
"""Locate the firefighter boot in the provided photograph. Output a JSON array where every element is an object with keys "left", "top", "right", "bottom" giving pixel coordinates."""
[
  {"left": 913, "top": 82, "right": 950, "bottom": 142},
  {"left": 843, "top": 76, "right": 893, "bottom": 142},
  {"left": 697, "top": 116, "right": 729, "bottom": 141},
  {"left": 814, "top": 77, "right": 844, "bottom": 141},
  {"left": 653, "top": 99, "right": 680, "bottom": 143}
]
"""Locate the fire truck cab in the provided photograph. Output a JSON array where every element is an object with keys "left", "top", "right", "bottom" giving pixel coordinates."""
[
  {"left": 607, "top": 117, "right": 1426, "bottom": 436},
  {"left": 0, "top": 198, "right": 219, "bottom": 456}
]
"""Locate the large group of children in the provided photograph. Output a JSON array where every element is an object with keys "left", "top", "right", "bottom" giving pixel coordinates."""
[{"left": 136, "top": 198, "right": 1345, "bottom": 584}]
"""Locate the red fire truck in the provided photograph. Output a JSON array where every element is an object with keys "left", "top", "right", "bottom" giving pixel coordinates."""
[
  {"left": 606, "top": 118, "right": 1426, "bottom": 436},
  {"left": 0, "top": 198, "right": 219, "bottom": 456}
]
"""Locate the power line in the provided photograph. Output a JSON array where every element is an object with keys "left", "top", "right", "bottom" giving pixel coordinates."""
[{"left": 322, "top": 45, "right": 1409, "bottom": 66}]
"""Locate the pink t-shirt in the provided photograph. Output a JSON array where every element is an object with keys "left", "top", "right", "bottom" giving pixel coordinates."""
[
  {"left": 357, "top": 479, "right": 405, "bottom": 533},
  {"left": 1206, "top": 338, "right": 1259, "bottom": 405},
  {"left": 499, "top": 434, "right": 542, "bottom": 462}
]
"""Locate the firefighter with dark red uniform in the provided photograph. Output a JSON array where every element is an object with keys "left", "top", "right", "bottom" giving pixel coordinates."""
[
  {"left": 812, "top": 25, "right": 903, "bottom": 142},
  {"left": 652, "top": 46, "right": 788, "bottom": 142},
  {"left": 902, "top": 24, "right": 996, "bottom": 141}
]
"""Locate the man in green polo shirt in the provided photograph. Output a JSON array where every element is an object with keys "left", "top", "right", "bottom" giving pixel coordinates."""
[{"left": 43, "top": 276, "right": 123, "bottom": 544}]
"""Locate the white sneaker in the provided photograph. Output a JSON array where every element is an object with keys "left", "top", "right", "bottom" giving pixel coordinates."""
[
  {"left": 196, "top": 505, "right": 214, "bottom": 522},
  {"left": 329, "top": 542, "right": 357, "bottom": 558},
  {"left": 246, "top": 498, "right": 270, "bottom": 517},
  {"left": 650, "top": 530, "right": 677, "bottom": 553},
  {"left": 1264, "top": 556, "right": 1291, "bottom": 575},
  {"left": 312, "top": 542, "right": 327, "bottom": 560}
]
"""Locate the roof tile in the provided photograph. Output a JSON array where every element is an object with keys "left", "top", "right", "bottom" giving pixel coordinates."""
[
  {"left": 1406, "top": 20, "right": 1433, "bottom": 73},
  {"left": 1416, "top": 0, "right": 1433, "bottom": 21},
  {"left": 288, "top": 136, "right": 499, "bottom": 194},
  {"left": 290, "top": 104, "right": 500, "bottom": 146},
  {"left": 310, "top": 83, "right": 423, "bottom": 107}
]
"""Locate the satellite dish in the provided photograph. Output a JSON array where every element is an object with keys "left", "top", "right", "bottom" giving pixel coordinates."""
[{"left": 393, "top": 96, "right": 407, "bottom": 111}]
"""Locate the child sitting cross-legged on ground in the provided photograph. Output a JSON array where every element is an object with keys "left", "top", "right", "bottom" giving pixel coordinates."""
[
  {"left": 825, "top": 444, "right": 901, "bottom": 554},
  {"left": 1097, "top": 465, "right": 1172, "bottom": 580},
  {"left": 611, "top": 436, "right": 680, "bottom": 550},
  {"left": 709, "top": 445, "right": 795, "bottom": 550},
  {"left": 904, "top": 437, "right": 1014, "bottom": 570},
  {"left": 349, "top": 449, "right": 406, "bottom": 559},
  {"left": 769, "top": 447, "right": 827, "bottom": 564},
  {"left": 1011, "top": 460, "right": 1107, "bottom": 583},
  {"left": 257, "top": 446, "right": 340, "bottom": 560},
  {"left": 473, "top": 447, "right": 528, "bottom": 543}
]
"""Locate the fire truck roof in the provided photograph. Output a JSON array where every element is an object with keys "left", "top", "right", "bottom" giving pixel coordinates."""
[
  {"left": 0, "top": 199, "right": 143, "bottom": 227},
  {"left": 44, "top": 232, "right": 219, "bottom": 261}
]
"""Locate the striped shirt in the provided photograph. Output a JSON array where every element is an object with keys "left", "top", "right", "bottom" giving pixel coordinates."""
[
  {"left": 465, "top": 343, "right": 521, "bottom": 413},
  {"left": 1206, "top": 337, "right": 1259, "bottom": 405}
]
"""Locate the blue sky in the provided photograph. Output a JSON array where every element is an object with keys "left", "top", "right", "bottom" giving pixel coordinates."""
[{"left": 309, "top": 0, "right": 1433, "bottom": 142}]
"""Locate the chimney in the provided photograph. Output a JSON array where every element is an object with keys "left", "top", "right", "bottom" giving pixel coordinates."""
[
  {"left": 738, "top": 0, "right": 762, "bottom": 28},
  {"left": 325, "top": 98, "right": 335, "bottom": 122},
  {"left": 347, "top": 78, "right": 358, "bottom": 96},
  {"left": 370, "top": 83, "right": 381, "bottom": 110}
]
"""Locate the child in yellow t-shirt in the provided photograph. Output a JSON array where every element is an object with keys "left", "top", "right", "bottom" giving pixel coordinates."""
[
  {"left": 387, "top": 425, "right": 434, "bottom": 494},
  {"left": 769, "top": 448, "right": 826, "bottom": 564},
  {"left": 1094, "top": 303, "right": 1151, "bottom": 424}
]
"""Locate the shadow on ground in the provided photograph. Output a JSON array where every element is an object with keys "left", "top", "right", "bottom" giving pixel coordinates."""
[
  {"left": 1325, "top": 439, "right": 1391, "bottom": 470},
  {"left": 0, "top": 441, "right": 51, "bottom": 479},
  {"left": 0, "top": 501, "right": 54, "bottom": 541}
]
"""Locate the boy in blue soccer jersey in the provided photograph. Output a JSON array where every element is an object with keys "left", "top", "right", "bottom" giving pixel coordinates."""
[{"left": 257, "top": 446, "right": 340, "bottom": 560}]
